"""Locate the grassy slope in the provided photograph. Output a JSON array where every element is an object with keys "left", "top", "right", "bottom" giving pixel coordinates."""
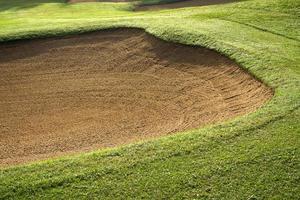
[{"left": 0, "top": 0, "right": 299, "bottom": 199}]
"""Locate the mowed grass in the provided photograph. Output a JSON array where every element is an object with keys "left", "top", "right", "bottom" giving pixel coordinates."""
[{"left": 0, "top": 0, "right": 299, "bottom": 199}]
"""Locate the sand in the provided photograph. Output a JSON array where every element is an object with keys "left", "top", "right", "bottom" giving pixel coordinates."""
[{"left": 0, "top": 29, "right": 272, "bottom": 166}]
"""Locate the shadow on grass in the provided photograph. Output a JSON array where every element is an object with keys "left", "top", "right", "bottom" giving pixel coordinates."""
[
  {"left": 135, "top": 0, "right": 239, "bottom": 11},
  {"left": 0, "top": 0, "right": 66, "bottom": 12}
]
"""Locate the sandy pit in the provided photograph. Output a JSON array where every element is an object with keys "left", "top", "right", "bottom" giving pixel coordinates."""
[{"left": 0, "top": 29, "right": 272, "bottom": 166}]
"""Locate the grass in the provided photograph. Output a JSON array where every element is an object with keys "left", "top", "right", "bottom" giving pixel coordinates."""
[{"left": 0, "top": 0, "right": 299, "bottom": 199}]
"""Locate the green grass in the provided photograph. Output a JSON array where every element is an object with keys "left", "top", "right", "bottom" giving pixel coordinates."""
[{"left": 0, "top": 0, "right": 299, "bottom": 199}]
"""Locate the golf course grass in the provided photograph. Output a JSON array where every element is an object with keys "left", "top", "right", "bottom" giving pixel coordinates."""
[{"left": 0, "top": 0, "right": 299, "bottom": 199}]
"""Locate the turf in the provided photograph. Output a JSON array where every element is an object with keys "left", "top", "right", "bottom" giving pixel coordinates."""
[{"left": 0, "top": 0, "right": 299, "bottom": 199}]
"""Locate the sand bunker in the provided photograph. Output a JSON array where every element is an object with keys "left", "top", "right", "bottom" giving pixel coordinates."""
[{"left": 0, "top": 29, "right": 272, "bottom": 166}]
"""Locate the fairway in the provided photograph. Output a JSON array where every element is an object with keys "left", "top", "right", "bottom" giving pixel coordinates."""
[
  {"left": 0, "top": 0, "right": 299, "bottom": 199},
  {"left": 135, "top": 0, "right": 238, "bottom": 11},
  {"left": 69, "top": 0, "right": 238, "bottom": 11}
]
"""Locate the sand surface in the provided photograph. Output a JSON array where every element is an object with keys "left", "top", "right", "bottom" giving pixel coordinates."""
[{"left": 0, "top": 29, "right": 272, "bottom": 166}]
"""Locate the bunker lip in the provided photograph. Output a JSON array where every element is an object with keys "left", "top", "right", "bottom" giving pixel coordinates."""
[
  {"left": 68, "top": 0, "right": 238, "bottom": 11},
  {"left": 0, "top": 28, "right": 272, "bottom": 166}
]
